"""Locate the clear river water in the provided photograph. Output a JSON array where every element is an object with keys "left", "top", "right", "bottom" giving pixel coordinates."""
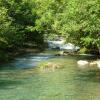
[{"left": 0, "top": 50, "right": 100, "bottom": 100}]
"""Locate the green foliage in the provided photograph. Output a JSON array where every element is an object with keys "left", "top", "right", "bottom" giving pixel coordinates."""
[
  {"left": 0, "top": 0, "right": 44, "bottom": 50},
  {"left": 79, "top": 47, "right": 87, "bottom": 54},
  {"left": 35, "top": 0, "right": 100, "bottom": 52},
  {"left": 0, "top": 0, "right": 100, "bottom": 62}
]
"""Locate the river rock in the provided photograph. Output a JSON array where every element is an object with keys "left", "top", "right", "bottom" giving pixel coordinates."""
[{"left": 77, "top": 60, "right": 89, "bottom": 69}]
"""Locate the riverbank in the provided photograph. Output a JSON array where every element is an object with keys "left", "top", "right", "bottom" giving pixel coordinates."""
[{"left": 0, "top": 46, "right": 99, "bottom": 64}]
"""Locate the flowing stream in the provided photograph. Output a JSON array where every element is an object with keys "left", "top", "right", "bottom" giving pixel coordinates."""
[{"left": 0, "top": 50, "right": 100, "bottom": 100}]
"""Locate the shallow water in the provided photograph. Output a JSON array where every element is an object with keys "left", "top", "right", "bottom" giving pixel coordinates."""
[{"left": 0, "top": 51, "right": 100, "bottom": 100}]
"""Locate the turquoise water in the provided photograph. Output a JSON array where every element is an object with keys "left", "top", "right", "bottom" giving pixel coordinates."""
[{"left": 0, "top": 51, "right": 100, "bottom": 100}]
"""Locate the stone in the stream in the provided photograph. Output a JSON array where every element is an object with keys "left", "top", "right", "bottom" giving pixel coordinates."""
[
  {"left": 77, "top": 60, "right": 89, "bottom": 69},
  {"left": 55, "top": 51, "right": 68, "bottom": 56},
  {"left": 89, "top": 61, "right": 97, "bottom": 66}
]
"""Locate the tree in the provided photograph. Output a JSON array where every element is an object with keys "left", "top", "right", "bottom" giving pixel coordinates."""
[
  {"left": 35, "top": 0, "right": 100, "bottom": 53},
  {"left": 0, "top": 0, "right": 45, "bottom": 50}
]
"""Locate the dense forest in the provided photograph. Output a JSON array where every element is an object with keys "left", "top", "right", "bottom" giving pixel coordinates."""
[{"left": 0, "top": 0, "right": 100, "bottom": 62}]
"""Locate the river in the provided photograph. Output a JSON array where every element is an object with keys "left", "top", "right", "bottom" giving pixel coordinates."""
[{"left": 0, "top": 50, "right": 100, "bottom": 100}]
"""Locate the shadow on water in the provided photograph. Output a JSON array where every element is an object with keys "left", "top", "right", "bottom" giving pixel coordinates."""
[
  {"left": 0, "top": 53, "right": 55, "bottom": 71},
  {"left": 76, "top": 54, "right": 100, "bottom": 61},
  {"left": 0, "top": 53, "right": 55, "bottom": 90},
  {"left": 75, "top": 69, "right": 100, "bottom": 82},
  {"left": 0, "top": 79, "right": 22, "bottom": 89}
]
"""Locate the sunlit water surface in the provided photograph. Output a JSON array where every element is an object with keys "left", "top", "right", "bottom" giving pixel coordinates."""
[{"left": 0, "top": 50, "right": 100, "bottom": 100}]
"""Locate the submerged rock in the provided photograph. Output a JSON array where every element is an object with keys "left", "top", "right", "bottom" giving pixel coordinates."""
[{"left": 41, "top": 62, "right": 61, "bottom": 72}]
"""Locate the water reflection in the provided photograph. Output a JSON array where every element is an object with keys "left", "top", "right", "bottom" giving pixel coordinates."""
[{"left": 0, "top": 53, "right": 55, "bottom": 70}]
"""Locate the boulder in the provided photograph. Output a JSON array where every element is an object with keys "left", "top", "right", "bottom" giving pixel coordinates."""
[{"left": 77, "top": 60, "right": 89, "bottom": 69}]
